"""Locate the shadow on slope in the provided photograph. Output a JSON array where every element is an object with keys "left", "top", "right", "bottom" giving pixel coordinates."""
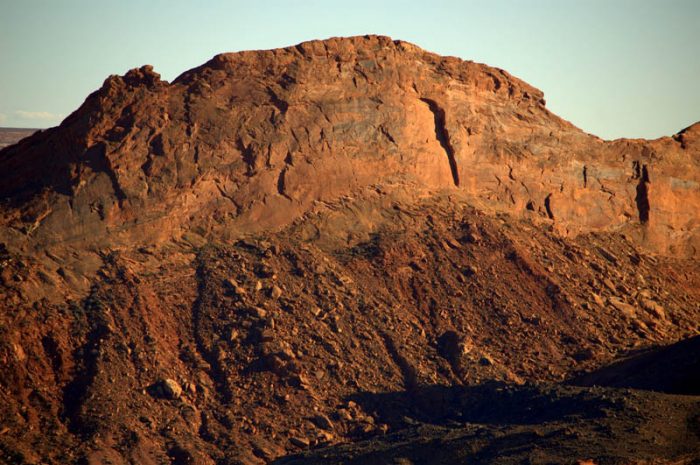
[
  {"left": 570, "top": 335, "right": 700, "bottom": 395},
  {"left": 347, "top": 382, "right": 613, "bottom": 429},
  {"left": 274, "top": 381, "right": 700, "bottom": 465}
]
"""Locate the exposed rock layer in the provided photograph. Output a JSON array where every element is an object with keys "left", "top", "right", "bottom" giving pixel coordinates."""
[
  {"left": 1, "top": 35, "right": 698, "bottom": 257},
  {"left": 0, "top": 36, "right": 698, "bottom": 465}
]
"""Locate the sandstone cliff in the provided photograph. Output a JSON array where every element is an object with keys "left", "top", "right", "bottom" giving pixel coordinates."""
[
  {"left": 1, "top": 35, "right": 698, "bottom": 260},
  {"left": 0, "top": 36, "right": 698, "bottom": 465}
]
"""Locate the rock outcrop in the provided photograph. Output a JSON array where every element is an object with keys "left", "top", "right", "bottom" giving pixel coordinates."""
[
  {"left": 0, "top": 36, "right": 698, "bottom": 465},
  {"left": 1, "top": 35, "right": 698, "bottom": 258}
]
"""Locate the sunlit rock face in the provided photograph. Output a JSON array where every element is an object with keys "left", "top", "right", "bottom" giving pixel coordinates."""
[
  {"left": 0, "top": 36, "right": 699, "bottom": 465},
  {"left": 1, "top": 35, "right": 698, "bottom": 257}
]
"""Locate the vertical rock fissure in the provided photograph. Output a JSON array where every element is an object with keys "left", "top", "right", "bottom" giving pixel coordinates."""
[
  {"left": 420, "top": 98, "right": 460, "bottom": 187},
  {"left": 634, "top": 162, "right": 651, "bottom": 224},
  {"left": 544, "top": 194, "right": 554, "bottom": 220}
]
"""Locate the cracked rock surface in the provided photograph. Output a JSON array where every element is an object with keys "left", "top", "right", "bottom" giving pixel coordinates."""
[{"left": 0, "top": 36, "right": 698, "bottom": 464}]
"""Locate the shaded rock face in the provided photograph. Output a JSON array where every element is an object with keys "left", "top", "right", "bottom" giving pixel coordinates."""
[{"left": 0, "top": 35, "right": 698, "bottom": 257}]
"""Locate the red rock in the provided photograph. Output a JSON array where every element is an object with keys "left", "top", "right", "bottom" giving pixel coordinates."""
[
  {"left": 0, "top": 36, "right": 698, "bottom": 465},
  {"left": 0, "top": 35, "right": 697, "bottom": 258}
]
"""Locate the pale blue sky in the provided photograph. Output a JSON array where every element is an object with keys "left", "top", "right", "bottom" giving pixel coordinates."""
[{"left": 1, "top": 0, "right": 698, "bottom": 139}]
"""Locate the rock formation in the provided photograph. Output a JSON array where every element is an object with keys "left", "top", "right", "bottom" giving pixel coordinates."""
[
  {"left": 0, "top": 35, "right": 698, "bottom": 465},
  {"left": 1, "top": 35, "right": 698, "bottom": 259}
]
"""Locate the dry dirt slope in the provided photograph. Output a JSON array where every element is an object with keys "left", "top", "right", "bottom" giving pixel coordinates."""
[
  {"left": 2, "top": 195, "right": 699, "bottom": 465},
  {"left": 0, "top": 36, "right": 699, "bottom": 465}
]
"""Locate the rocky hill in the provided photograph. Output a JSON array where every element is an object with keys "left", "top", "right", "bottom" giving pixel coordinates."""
[{"left": 0, "top": 35, "right": 698, "bottom": 465}]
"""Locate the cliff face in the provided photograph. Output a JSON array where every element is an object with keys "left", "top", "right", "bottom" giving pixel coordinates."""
[
  {"left": 1, "top": 35, "right": 698, "bottom": 257},
  {"left": 0, "top": 36, "right": 699, "bottom": 465}
]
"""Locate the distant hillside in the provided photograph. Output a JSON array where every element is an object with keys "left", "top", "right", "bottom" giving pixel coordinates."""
[{"left": 0, "top": 127, "right": 38, "bottom": 149}]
